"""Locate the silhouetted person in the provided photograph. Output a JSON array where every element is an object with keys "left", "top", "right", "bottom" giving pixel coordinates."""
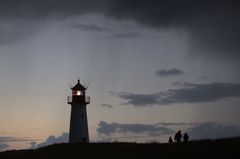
[
  {"left": 168, "top": 136, "right": 173, "bottom": 143},
  {"left": 174, "top": 130, "right": 182, "bottom": 143},
  {"left": 183, "top": 132, "right": 189, "bottom": 142}
]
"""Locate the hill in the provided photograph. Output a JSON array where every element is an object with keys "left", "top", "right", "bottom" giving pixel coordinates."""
[{"left": 0, "top": 138, "right": 239, "bottom": 159}]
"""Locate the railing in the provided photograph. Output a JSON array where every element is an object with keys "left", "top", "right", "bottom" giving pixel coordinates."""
[
  {"left": 67, "top": 96, "right": 72, "bottom": 104},
  {"left": 67, "top": 96, "right": 90, "bottom": 104},
  {"left": 85, "top": 96, "right": 90, "bottom": 103}
]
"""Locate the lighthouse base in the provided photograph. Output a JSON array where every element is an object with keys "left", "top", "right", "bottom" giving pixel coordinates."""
[{"left": 69, "top": 104, "right": 89, "bottom": 143}]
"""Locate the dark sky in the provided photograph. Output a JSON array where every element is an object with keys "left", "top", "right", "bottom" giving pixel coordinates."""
[{"left": 1, "top": 0, "right": 240, "bottom": 60}]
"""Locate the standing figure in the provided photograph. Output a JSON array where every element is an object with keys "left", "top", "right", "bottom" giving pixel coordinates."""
[
  {"left": 174, "top": 130, "right": 182, "bottom": 143},
  {"left": 168, "top": 136, "right": 173, "bottom": 143},
  {"left": 183, "top": 132, "right": 189, "bottom": 142}
]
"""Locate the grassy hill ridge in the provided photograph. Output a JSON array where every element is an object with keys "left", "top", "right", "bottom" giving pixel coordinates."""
[{"left": 0, "top": 138, "right": 239, "bottom": 159}]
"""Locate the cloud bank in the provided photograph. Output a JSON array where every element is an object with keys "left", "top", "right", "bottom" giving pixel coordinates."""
[
  {"left": 188, "top": 122, "right": 240, "bottom": 140},
  {"left": 31, "top": 133, "right": 68, "bottom": 149},
  {"left": 26, "top": 121, "right": 240, "bottom": 148},
  {"left": 97, "top": 121, "right": 174, "bottom": 137},
  {"left": 0, "top": 143, "right": 9, "bottom": 151},
  {"left": 111, "top": 82, "right": 240, "bottom": 106},
  {"left": 97, "top": 121, "right": 240, "bottom": 141},
  {"left": 4, "top": 122, "right": 237, "bottom": 149},
  {"left": 0, "top": 136, "right": 34, "bottom": 151}
]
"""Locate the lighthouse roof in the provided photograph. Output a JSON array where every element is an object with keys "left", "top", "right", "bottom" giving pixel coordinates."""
[{"left": 71, "top": 80, "right": 86, "bottom": 90}]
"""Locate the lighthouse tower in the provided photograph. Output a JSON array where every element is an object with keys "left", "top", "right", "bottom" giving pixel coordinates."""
[{"left": 67, "top": 79, "right": 90, "bottom": 143}]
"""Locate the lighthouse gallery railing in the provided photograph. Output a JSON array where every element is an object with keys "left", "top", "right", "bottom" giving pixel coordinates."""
[{"left": 67, "top": 96, "right": 90, "bottom": 104}]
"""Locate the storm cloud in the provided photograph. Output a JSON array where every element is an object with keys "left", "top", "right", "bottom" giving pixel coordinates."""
[
  {"left": 97, "top": 121, "right": 174, "bottom": 136},
  {"left": 112, "top": 82, "right": 240, "bottom": 106},
  {"left": 156, "top": 68, "right": 184, "bottom": 78},
  {"left": 113, "top": 92, "right": 160, "bottom": 106},
  {"left": 0, "top": 0, "right": 239, "bottom": 60}
]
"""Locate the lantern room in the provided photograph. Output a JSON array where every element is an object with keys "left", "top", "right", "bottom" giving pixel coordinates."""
[
  {"left": 67, "top": 79, "right": 90, "bottom": 104},
  {"left": 71, "top": 79, "right": 86, "bottom": 96}
]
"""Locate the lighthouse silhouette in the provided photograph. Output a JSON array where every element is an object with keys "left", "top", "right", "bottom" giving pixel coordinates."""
[{"left": 67, "top": 79, "right": 90, "bottom": 143}]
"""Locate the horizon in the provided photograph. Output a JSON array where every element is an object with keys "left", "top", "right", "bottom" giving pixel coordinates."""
[{"left": 1, "top": 0, "right": 240, "bottom": 151}]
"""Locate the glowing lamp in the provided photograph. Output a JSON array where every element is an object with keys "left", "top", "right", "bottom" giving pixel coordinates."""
[{"left": 76, "top": 90, "right": 81, "bottom": 96}]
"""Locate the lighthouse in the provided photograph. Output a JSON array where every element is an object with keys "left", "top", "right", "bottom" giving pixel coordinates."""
[{"left": 67, "top": 79, "right": 90, "bottom": 143}]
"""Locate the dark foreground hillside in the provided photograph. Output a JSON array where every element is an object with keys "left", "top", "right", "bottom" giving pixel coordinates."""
[{"left": 0, "top": 138, "right": 239, "bottom": 159}]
